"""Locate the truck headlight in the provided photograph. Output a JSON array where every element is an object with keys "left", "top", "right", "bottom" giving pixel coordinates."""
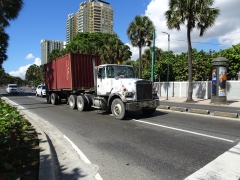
[{"left": 125, "top": 92, "right": 134, "bottom": 97}]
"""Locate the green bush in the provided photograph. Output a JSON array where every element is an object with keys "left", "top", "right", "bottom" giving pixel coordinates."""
[{"left": 0, "top": 98, "right": 35, "bottom": 180}]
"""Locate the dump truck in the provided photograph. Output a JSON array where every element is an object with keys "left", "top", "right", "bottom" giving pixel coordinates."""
[{"left": 44, "top": 53, "right": 159, "bottom": 120}]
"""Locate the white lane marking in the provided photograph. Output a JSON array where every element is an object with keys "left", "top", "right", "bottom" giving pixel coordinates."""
[
  {"left": 185, "top": 143, "right": 240, "bottom": 180},
  {"left": 133, "top": 119, "right": 235, "bottom": 143},
  {"left": 64, "top": 135, "right": 103, "bottom": 180}
]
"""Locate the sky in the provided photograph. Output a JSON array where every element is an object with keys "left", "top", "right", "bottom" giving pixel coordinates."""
[{"left": 3, "top": 0, "right": 240, "bottom": 79}]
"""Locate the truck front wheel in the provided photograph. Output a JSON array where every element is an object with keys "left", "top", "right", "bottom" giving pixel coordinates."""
[
  {"left": 69, "top": 95, "right": 77, "bottom": 109},
  {"left": 111, "top": 98, "right": 126, "bottom": 120},
  {"left": 142, "top": 108, "right": 156, "bottom": 116}
]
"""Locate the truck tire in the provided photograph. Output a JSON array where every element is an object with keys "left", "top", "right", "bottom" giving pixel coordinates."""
[
  {"left": 142, "top": 108, "right": 156, "bottom": 116},
  {"left": 77, "top": 95, "right": 87, "bottom": 111},
  {"left": 111, "top": 98, "right": 126, "bottom": 120},
  {"left": 46, "top": 93, "right": 51, "bottom": 104},
  {"left": 69, "top": 95, "right": 77, "bottom": 109},
  {"left": 51, "top": 93, "right": 58, "bottom": 105},
  {"left": 57, "top": 95, "right": 61, "bottom": 104},
  {"left": 84, "top": 94, "right": 92, "bottom": 110}
]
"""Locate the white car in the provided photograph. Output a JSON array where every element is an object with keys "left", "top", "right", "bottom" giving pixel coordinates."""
[
  {"left": 36, "top": 85, "right": 46, "bottom": 97},
  {"left": 6, "top": 84, "right": 19, "bottom": 94}
]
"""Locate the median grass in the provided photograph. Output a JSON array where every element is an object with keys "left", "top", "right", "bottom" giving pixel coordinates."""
[{"left": 0, "top": 98, "right": 39, "bottom": 180}]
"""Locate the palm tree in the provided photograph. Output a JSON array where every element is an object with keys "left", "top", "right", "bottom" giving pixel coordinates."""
[
  {"left": 25, "top": 64, "right": 38, "bottom": 86},
  {"left": 100, "top": 35, "right": 131, "bottom": 64},
  {"left": 0, "top": 26, "right": 9, "bottom": 67},
  {"left": 165, "top": 0, "right": 219, "bottom": 102},
  {"left": 0, "top": 0, "right": 24, "bottom": 27},
  {"left": 0, "top": 0, "right": 23, "bottom": 67},
  {"left": 127, "top": 15, "right": 155, "bottom": 79}
]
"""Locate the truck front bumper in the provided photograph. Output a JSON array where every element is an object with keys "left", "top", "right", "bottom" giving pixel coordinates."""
[{"left": 126, "top": 99, "right": 159, "bottom": 111}]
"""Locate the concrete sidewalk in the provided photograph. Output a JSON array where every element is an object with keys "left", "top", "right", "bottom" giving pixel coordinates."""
[{"left": 159, "top": 96, "right": 240, "bottom": 107}]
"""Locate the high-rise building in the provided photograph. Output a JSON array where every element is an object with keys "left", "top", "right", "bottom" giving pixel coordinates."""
[
  {"left": 40, "top": 40, "right": 64, "bottom": 65},
  {"left": 66, "top": 0, "right": 113, "bottom": 43},
  {"left": 66, "top": 13, "right": 77, "bottom": 44},
  {"left": 76, "top": 0, "right": 113, "bottom": 33}
]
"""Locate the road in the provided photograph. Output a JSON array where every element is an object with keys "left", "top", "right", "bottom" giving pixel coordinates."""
[{"left": 1, "top": 87, "right": 240, "bottom": 180}]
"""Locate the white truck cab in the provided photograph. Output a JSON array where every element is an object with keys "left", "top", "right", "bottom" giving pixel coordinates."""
[{"left": 91, "top": 64, "right": 159, "bottom": 119}]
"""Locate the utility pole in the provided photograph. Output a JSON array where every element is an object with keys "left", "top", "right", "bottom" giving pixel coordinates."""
[
  {"left": 162, "top": 32, "right": 170, "bottom": 100},
  {"left": 151, "top": 29, "right": 155, "bottom": 82}
]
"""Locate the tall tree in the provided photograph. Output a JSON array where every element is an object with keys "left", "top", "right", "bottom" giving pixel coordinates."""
[
  {"left": 0, "top": 0, "right": 24, "bottom": 27},
  {"left": 25, "top": 64, "right": 38, "bottom": 86},
  {"left": 0, "top": 26, "right": 9, "bottom": 67},
  {"left": 0, "top": 0, "right": 24, "bottom": 66},
  {"left": 165, "top": 0, "right": 219, "bottom": 102},
  {"left": 127, "top": 15, "right": 155, "bottom": 79}
]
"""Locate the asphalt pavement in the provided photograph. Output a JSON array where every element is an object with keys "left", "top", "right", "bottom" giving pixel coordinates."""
[{"left": 1, "top": 91, "right": 240, "bottom": 180}]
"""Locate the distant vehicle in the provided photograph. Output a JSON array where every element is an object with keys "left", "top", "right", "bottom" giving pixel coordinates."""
[
  {"left": 36, "top": 85, "right": 46, "bottom": 97},
  {"left": 31, "top": 86, "right": 36, "bottom": 90},
  {"left": 6, "top": 84, "right": 19, "bottom": 94}
]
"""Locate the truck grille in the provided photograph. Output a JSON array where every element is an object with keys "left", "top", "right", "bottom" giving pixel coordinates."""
[{"left": 136, "top": 81, "right": 152, "bottom": 101}]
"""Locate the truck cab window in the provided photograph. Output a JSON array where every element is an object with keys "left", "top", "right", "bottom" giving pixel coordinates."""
[
  {"left": 98, "top": 67, "right": 105, "bottom": 78},
  {"left": 106, "top": 66, "right": 115, "bottom": 78}
]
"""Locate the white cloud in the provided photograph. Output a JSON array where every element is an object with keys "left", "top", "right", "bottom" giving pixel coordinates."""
[
  {"left": 9, "top": 57, "right": 41, "bottom": 79},
  {"left": 128, "top": 0, "right": 240, "bottom": 54},
  {"left": 25, "top": 53, "right": 35, "bottom": 60},
  {"left": 126, "top": 43, "right": 149, "bottom": 60}
]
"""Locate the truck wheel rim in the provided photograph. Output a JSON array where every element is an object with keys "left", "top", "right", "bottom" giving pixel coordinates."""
[
  {"left": 113, "top": 102, "right": 122, "bottom": 116},
  {"left": 78, "top": 98, "right": 82, "bottom": 109},
  {"left": 69, "top": 98, "right": 74, "bottom": 106}
]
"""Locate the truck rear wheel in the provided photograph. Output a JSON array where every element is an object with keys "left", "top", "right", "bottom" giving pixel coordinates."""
[
  {"left": 46, "top": 93, "right": 51, "bottom": 104},
  {"left": 51, "top": 93, "right": 58, "bottom": 105},
  {"left": 111, "top": 98, "right": 126, "bottom": 120},
  {"left": 69, "top": 95, "right": 77, "bottom": 109},
  {"left": 84, "top": 94, "right": 92, "bottom": 110},
  {"left": 57, "top": 95, "right": 61, "bottom": 104},
  {"left": 142, "top": 108, "right": 156, "bottom": 116},
  {"left": 77, "top": 95, "right": 87, "bottom": 111}
]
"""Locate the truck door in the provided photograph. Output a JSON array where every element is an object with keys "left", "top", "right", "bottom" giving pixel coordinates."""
[{"left": 97, "top": 67, "right": 106, "bottom": 95}]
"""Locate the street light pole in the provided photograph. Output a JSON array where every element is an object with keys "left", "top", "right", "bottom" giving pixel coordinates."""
[
  {"left": 151, "top": 29, "right": 155, "bottom": 82},
  {"left": 162, "top": 32, "right": 170, "bottom": 100}
]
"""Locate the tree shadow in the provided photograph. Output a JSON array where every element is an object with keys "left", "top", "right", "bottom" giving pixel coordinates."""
[
  {"left": 194, "top": 81, "right": 206, "bottom": 99},
  {"left": 41, "top": 133, "right": 89, "bottom": 180}
]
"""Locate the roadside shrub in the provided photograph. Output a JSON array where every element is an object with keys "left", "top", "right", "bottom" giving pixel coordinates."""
[{"left": 0, "top": 99, "right": 34, "bottom": 179}]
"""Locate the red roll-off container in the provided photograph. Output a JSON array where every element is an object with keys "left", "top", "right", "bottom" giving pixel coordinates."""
[{"left": 44, "top": 53, "right": 100, "bottom": 91}]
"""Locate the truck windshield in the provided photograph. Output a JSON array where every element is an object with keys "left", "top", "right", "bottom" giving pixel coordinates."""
[
  {"left": 106, "top": 65, "right": 136, "bottom": 78},
  {"left": 9, "top": 85, "right": 18, "bottom": 88}
]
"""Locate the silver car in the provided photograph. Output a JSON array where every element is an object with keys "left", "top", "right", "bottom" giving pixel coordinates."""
[
  {"left": 36, "top": 85, "right": 46, "bottom": 97},
  {"left": 6, "top": 84, "right": 19, "bottom": 94}
]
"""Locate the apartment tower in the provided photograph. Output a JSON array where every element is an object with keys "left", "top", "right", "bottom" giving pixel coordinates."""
[
  {"left": 66, "top": 13, "right": 77, "bottom": 44},
  {"left": 40, "top": 40, "right": 64, "bottom": 65}
]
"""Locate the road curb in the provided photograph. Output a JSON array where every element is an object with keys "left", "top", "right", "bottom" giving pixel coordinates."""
[
  {"left": 170, "top": 106, "right": 188, "bottom": 112},
  {"left": 213, "top": 111, "right": 239, "bottom": 118},
  {"left": 157, "top": 105, "right": 170, "bottom": 109},
  {"left": 189, "top": 108, "right": 210, "bottom": 115}
]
